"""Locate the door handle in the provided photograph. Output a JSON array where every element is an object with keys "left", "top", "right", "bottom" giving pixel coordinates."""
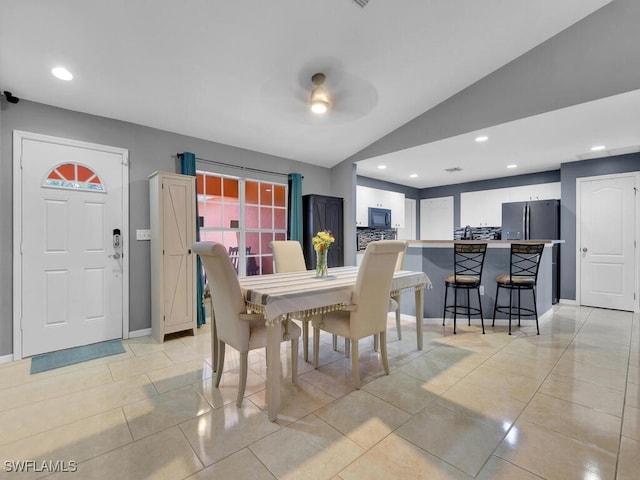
[
  {"left": 109, "top": 252, "right": 121, "bottom": 260},
  {"left": 582, "top": 247, "right": 588, "bottom": 252}
]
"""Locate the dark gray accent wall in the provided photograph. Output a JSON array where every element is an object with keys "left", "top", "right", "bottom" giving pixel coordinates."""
[
  {"left": 356, "top": 176, "right": 420, "bottom": 199},
  {"left": 347, "top": 0, "right": 640, "bottom": 163},
  {"left": 559, "top": 152, "right": 640, "bottom": 300},
  {"left": 331, "top": 161, "right": 357, "bottom": 265},
  {"left": 0, "top": 100, "right": 332, "bottom": 357}
]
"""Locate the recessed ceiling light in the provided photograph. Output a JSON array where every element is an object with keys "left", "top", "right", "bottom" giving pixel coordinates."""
[
  {"left": 507, "top": 164, "right": 518, "bottom": 169},
  {"left": 377, "top": 165, "right": 387, "bottom": 170},
  {"left": 409, "top": 173, "right": 418, "bottom": 178},
  {"left": 52, "top": 67, "right": 73, "bottom": 81},
  {"left": 475, "top": 135, "right": 488, "bottom": 143},
  {"left": 591, "top": 145, "right": 606, "bottom": 151}
]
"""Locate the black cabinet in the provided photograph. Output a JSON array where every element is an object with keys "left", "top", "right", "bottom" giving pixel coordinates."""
[{"left": 302, "top": 194, "right": 344, "bottom": 270}]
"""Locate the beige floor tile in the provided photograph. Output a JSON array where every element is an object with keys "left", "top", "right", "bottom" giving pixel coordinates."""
[
  {"left": 481, "top": 350, "right": 557, "bottom": 380},
  {"left": 338, "top": 433, "right": 471, "bottom": 480},
  {"left": 628, "top": 362, "right": 640, "bottom": 386},
  {"left": 249, "top": 413, "right": 364, "bottom": 480},
  {"left": 462, "top": 364, "right": 543, "bottom": 403},
  {"left": 521, "top": 393, "right": 622, "bottom": 454},
  {"left": 0, "top": 374, "right": 157, "bottom": 445},
  {"left": 626, "top": 381, "right": 640, "bottom": 409},
  {"left": 46, "top": 426, "right": 202, "bottom": 480},
  {"left": 147, "top": 359, "right": 213, "bottom": 393},
  {"left": 179, "top": 402, "right": 280, "bottom": 466},
  {"left": 622, "top": 404, "right": 640, "bottom": 442},
  {"left": 185, "top": 448, "right": 276, "bottom": 480},
  {"left": 552, "top": 357, "right": 628, "bottom": 391},
  {"left": 315, "top": 389, "right": 410, "bottom": 449},
  {"left": 107, "top": 351, "right": 174, "bottom": 381},
  {"left": 0, "top": 409, "right": 132, "bottom": 480},
  {"left": 249, "top": 377, "right": 335, "bottom": 426},
  {"left": 395, "top": 402, "right": 504, "bottom": 477},
  {"left": 436, "top": 380, "right": 527, "bottom": 431},
  {"left": 499, "top": 337, "right": 566, "bottom": 363},
  {"left": 617, "top": 436, "right": 640, "bottom": 480},
  {"left": 561, "top": 344, "right": 630, "bottom": 371},
  {"left": 539, "top": 372, "right": 625, "bottom": 417},
  {"left": 475, "top": 455, "right": 541, "bottom": 480},
  {"left": 193, "top": 368, "right": 266, "bottom": 409},
  {"left": 363, "top": 371, "right": 441, "bottom": 414},
  {"left": 494, "top": 419, "right": 616, "bottom": 480},
  {"left": 0, "top": 364, "right": 113, "bottom": 412},
  {"left": 123, "top": 385, "right": 211, "bottom": 440},
  {"left": 398, "top": 355, "right": 469, "bottom": 391},
  {"left": 424, "top": 344, "right": 491, "bottom": 372},
  {"left": 299, "top": 358, "right": 358, "bottom": 398}
]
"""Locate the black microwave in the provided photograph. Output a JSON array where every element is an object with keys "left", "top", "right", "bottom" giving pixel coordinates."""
[{"left": 368, "top": 207, "right": 391, "bottom": 228}]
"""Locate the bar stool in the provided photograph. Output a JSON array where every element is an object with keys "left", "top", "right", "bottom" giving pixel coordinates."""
[
  {"left": 443, "top": 242, "right": 488, "bottom": 334},
  {"left": 492, "top": 243, "right": 545, "bottom": 335}
]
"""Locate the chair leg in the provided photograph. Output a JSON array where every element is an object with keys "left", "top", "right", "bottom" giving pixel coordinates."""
[
  {"left": 303, "top": 320, "right": 309, "bottom": 362},
  {"left": 211, "top": 312, "right": 218, "bottom": 373},
  {"left": 236, "top": 351, "right": 248, "bottom": 408},
  {"left": 393, "top": 294, "right": 402, "bottom": 340},
  {"left": 313, "top": 326, "right": 320, "bottom": 368},
  {"left": 477, "top": 287, "right": 485, "bottom": 334},
  {"left": 332, "top": 334, "right": 338, "bottom": 351},
  {"left": 373, "top": 333, "right": 379, "bottom": 352},
  {"left": 453, "top": 287, "right": 458, "bottom": 334},
  {"left": 215, "top": 341, "right": 225, "bottom": 387},
  {"left": 508, "top": 288, "right": 513, "bottom": 335},
  {"left": 467, "top": 288, "right": 471, "bottom": 326},
  {"left": 442, "top": 284, "right": 449, "bottom": 326},
  {"left": 380, "top": 331, "right": 389, "bottom": 375},
  {"left": 351, "top": 338, "right": 360, "bottom": 389},
  {"left": 533, "top": 286, "right": 540, "bottom": 335},
  {"left": 345, "top": 338, "right": 350, "bottom": 358},
  {"left": 290, "top": 337, "right": 298, "bottom": 384},
  {"left": 492, "top": 284, "right": 499, "bottom": 326},
  {"left": 517, "top": 289, "right": 522, "bottom": 327}
]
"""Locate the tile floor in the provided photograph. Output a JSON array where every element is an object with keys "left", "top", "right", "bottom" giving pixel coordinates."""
[{"left": 0, "top": 304, "right": 638, "bottom": 479}]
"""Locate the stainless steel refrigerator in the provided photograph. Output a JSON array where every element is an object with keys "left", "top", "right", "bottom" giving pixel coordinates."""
[{"left": 501, "top": 199, "right": 560, "bottom": 303}]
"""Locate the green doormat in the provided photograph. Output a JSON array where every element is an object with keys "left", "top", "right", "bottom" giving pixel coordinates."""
[{"left": 30, "top": 339, "right": 126, "bottom": 374}]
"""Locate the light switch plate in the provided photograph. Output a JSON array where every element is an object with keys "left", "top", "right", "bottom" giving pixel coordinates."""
[{"left": 136, "top": 229, "right": 151, "bottom": 241}]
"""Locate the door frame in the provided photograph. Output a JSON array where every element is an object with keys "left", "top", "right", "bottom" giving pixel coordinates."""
[
  {"left": 575, "top": 171, "right": 639, "bottom": 312},
  {"left": 12, "top": 130, "right": 130, "bottom": 360}
]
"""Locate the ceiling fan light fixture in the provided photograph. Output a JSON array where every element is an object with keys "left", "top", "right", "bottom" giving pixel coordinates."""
[{"left": 310, "top": 73, "right": 329, "bottom": 114}]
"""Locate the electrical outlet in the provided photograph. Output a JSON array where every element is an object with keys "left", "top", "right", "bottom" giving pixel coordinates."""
[
  {"left": 136, "top": 229, "right": 151, "bottom": 241},
  {"left": 479, "top": 285, "right": 485, "bottom": 295}
]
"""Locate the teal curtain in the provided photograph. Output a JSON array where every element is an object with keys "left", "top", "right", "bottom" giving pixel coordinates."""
[
  {"left": 288, "top": 173, "right": 303, "bottom": 243},
  {"left": 181, "top": 152, "right": 206, "bottom": 327}
]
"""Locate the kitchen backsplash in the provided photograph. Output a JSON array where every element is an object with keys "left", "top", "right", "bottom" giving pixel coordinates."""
[
  {"left": 453, "top": 226, "right": 502, "bottom": 240},
  {"left": 357, "top": 227, "right": 397, "bottom": 251}
]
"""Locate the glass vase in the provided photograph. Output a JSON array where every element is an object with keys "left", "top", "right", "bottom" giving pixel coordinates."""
[{"left": 315, "top": 249, "right": 328, "bottom": 278}]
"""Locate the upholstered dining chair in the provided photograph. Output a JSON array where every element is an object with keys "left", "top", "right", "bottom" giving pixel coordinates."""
[
  {"left": 269, "top": 240, "right": 314, "bottom": 361},
  {"left": 193, "top": 241, "right": 300, "bottom": 407},
  {"left": 312, "top": 240, "right": 406, "bottom": 388}
]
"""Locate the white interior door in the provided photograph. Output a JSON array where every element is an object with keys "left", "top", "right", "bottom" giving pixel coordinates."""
[
  {"left": 14, "top": 132, "right": 128, "bottom": 357},
  {"left": 578, "top": 173, "right": 637, "bottom": 311},
  {"left": 396, "top": 198, "right": 416, "bottom": 240}
]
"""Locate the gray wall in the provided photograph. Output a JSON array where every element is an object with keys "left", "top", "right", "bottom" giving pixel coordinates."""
[
  {"left": 559, "top": 152, "right": 640, "bottom": 300},
  {"left": 1, "top": 100, "right": 333, "bottom": 356}
]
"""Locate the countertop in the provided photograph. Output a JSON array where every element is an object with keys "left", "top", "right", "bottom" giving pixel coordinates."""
[{"left": 406, "top": 239, "right": 564, "bottom": 248}]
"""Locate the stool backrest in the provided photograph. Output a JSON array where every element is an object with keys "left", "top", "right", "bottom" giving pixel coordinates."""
[
  {"left": 453, "top": 243, "right": 487, "bottom": 280},
  {"left": 509, "top": 243, "right": 545, "bottom": 282}
]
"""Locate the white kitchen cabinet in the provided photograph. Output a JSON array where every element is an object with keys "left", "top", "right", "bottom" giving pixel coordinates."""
[
  {"left": 420, "top": 196, "right": 453, "bottom": 239},
  {"left": 149, "top": 171, "right": 197, "bottom": 342},
  {"left": 508, "top": 182, "right": 561, "bottom": 202},
  {"left": 460, "top": 188, "right": 509, "bottom": 227},
  {"left": 356, "top": 185, "right": 405, "bottom": 228}
]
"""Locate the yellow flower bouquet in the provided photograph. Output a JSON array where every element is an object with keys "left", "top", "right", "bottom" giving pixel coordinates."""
[{"left": 312, "top": 230, "right": 334, "bottom": 277}]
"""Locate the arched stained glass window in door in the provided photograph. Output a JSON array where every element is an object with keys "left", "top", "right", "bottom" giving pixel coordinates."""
[{"left": 44, "top": 162, "right": 105, "bottom": 192}]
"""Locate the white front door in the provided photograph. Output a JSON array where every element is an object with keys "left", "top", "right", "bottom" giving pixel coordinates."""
[
  {"left": 578, "top": 173, "right": 637, "bottom": 311},
  {"left": 14, "top": 131, "right": 129, "bottom": 357}
]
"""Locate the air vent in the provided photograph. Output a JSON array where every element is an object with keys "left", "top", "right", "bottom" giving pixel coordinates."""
[
  {"left": 354, "top": 0, "right": 369, "bottom": 7},
  {"left": 445, "top": 167, "right": 463, "bottom": 173}
]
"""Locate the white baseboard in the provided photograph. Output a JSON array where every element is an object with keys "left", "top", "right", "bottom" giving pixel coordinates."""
[
  {"left": 0, "top": 354, "right": 14, "bottom": 365},
  {"left": 559, "top": 299, "right": 578, "bottom": 305},
  {"left": 128, "top": 328, "right": 152, "bottom": 339}
]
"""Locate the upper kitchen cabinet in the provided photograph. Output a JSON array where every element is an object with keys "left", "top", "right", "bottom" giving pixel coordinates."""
[
  {"left": 356, "top": 185, "right": 405, "bottom": 228},
  {"left": 508, "top": 182, "right": 561, "bottom": 202},
  {"left": 460, "top": 188, "right": 509, "bottom": 227}
]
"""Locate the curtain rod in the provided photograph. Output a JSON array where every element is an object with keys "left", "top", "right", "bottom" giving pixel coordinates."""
[{"left": 177, "top": 153, "right": 303, "bottom": 179}]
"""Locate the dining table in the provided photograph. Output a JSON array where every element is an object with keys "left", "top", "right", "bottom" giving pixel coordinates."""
[{"left": 235, "top": 265, "right": 431, "bottom": 421}]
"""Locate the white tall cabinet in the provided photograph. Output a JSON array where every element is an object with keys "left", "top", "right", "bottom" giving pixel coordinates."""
[{"left": 149, "top": 172, "right": 197, "bottom": 342}]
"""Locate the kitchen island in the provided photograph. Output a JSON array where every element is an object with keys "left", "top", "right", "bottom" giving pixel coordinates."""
[{"left": 397, "top": 240, "right": 562, "bottom": 324}]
